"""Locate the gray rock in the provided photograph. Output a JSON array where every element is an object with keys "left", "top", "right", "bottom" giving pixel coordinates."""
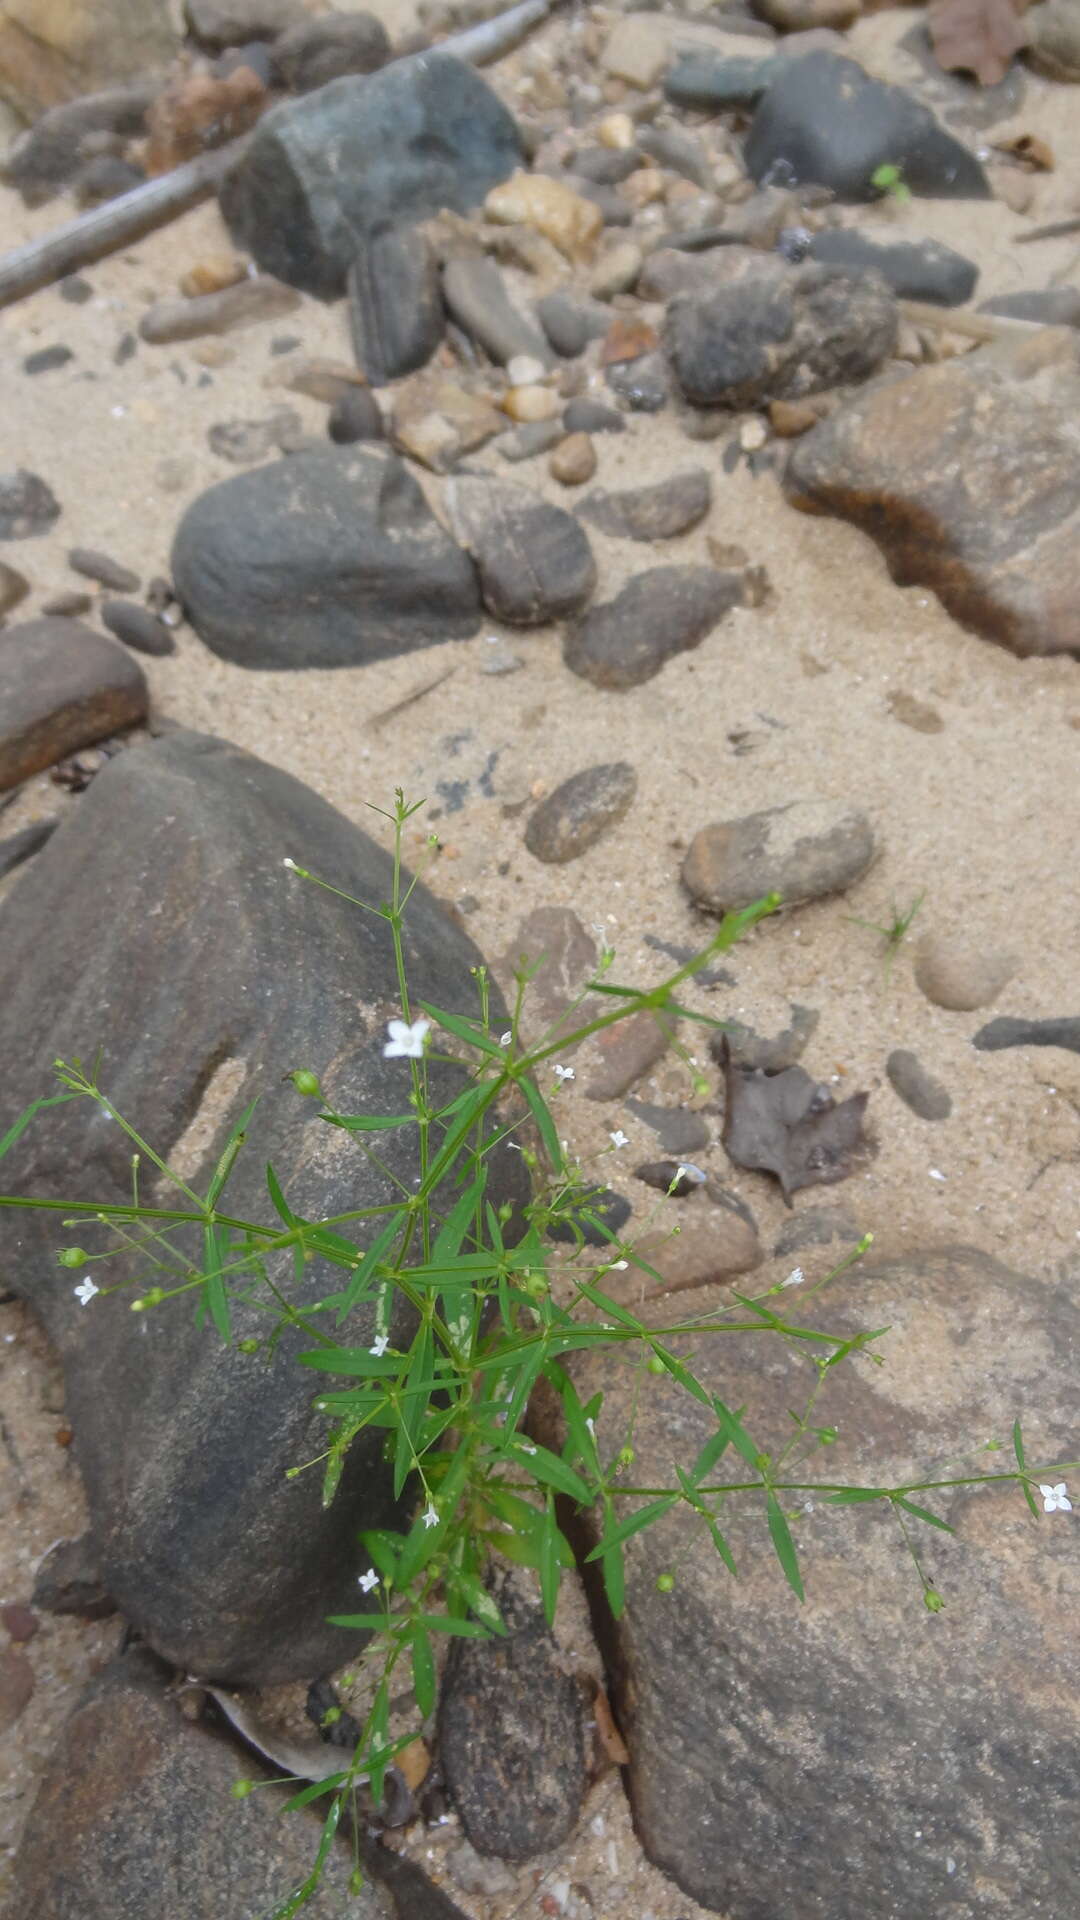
[
  {"left": 809, "top": 229, "right": 977, "bottom": 306},
  {"left": 564, "top": 565, "right": 744, "bottom": 689},
  {"left": 6, "top": 1645, "right": 392, "bottom": 1918},
  {"left": 569, "top": 145, "right": 642, "bottom": 185},
  {"left": 3, "top": 84, "right": 155, "bottom": 206},
  {"left": 67, "top": 547, "right": 140, "bottom": 593},
  {"left": 100, "top": 600, "right": 176, "bottom": 657},
  {"left": 139, "top": 276, "right": 301, "bottom": 345},
  {"left": 0, "top": 618, "right": 147, "bottom": 791},
  {"left": 172, "top": 447, "right": 481, "bottom": 669},
  {"left": 270, "top": 9, "right": 390, "bottom": 90},
  {"left": 442, "top": 255, "right": 553, "bottom": 370},
  {"left": 712, "top": 1002, "right": 820, "bottom": 1072},
  {"left": 914, "top": 932, "right": 1017, "bottom": 1011},
  {"left": 545, "top": 1248, "right": 1080, "bottom": 1918},
  {"left": 444, "top": 473, "right": 596, "bottom": 626},
  {"left": 665, "top": 52, "right": 779, "bottom": 110},
  {"left": 744, "top": 51, "right": 992, "bottom": 200},
  {"left": 577, "top": 468, "right": 711, "bottom": 541},
  {"left": 772, "top": 1202, "right": 858, "bottom": 1257},
  {"left": 604, "top": 349, "right": 670, "bottom": 412},
  {"left": 0, "top": 560, "right": 30, "bottom": 618},
  {"left": 74, "top": 155, "right": 145, "bottom": 206},
  {"left": 636, "top": 1159, "right": 704, "bottom": 1198},
  {"left": 438, "top": 1574, "right": 586, "bottom": 1862},
  {"left": 562, "top": 398, "right": 626, "bottom": 435},
  {"left": 666, "top": 261, "right": 896, "bottom": 409},
  {"left": 184, "top": 0, "right": 306, "bottom": 48},
  {"left": 638, "top": 123, "right": 713, "bottom": 187},
  {"left": 40, "top": 590, "right": 92, "bottom": 618},
  {"left": 348, "top": 228, "right": 445, "bottom": 386},
  {"left": 0, "top": 820, "right": 58, "bottom": 880},
  {"left": 524, "top": 762, "right": 637, "bottom": 864},
  {"left": 536, "top": 290, "right": 611, "bottom": 358},
  {"left": 624, "top": 1098, "right": 710, "bottom": 1155},
  {"left": 497, "top": 418, "right": 566, "bottom": 462},
  {"left": 683, "top": 801, "right": 875, "bottom": 912},
  {"left": 0, "top": 731, "right": 524, "bottom": 1682},
  {"left": 219, "top": 54, "right": 522, "bottom": 298},
  {"left": 32, "top": 1534, "right": 116, "bottom": 1620},
  {"left": 327, "top": 386, "right": 384, "bottom": 443},
  {"left": 973, "top": 1016, "right": 1080, "bottom": 1056},
  {"left": 886, "top": 1048, "right": 952, "bottom": 1120},
  {"left": 24, "top": 344, "right": 74, "bottom": 375},
  {"left": 585, "top": 1010, "right": 672, "bottom": 1100},
  {"left": 979, "top": 288, "right": 1080, "bottom": 328},
  {"left": 0, "top": 469, "right": 60, "bottom": 540}
]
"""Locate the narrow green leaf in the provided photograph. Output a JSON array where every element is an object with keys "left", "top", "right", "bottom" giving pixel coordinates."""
[
  {"left": 520, "top": 1073, "right": 563, "bottom": 1172},
  {"left": 712, "top": 1396, "right": 763, "bottom": 1468},
  {"left": 520, "top": 1443, "right": 593, "bottom": 1506},
  {"left": 326, "top": 1611, "right": 389, "bottom": 1629},
  {"left": 338, "top": 1215, "right": 400, "bottom": 1322},
  {"left": 585, "top": 1495, "right": 678, "bottom": 1561},
  {"left": 359, "top": 1529, "right": 403, "bottom": 1581},
  {"left": 280, "top": 1774, "right": 345, "bottom": 1812},
  {"left": 411, "top": 1622, "right": 436, "bottom": 1719},
  {"left": 766, "top": 1491, "right": 804, "bottom": 1602},
  {"left": 297, "top": 1346, "right": 400, "bottom": 1378},
  {"left": 601, "top": 1538, "right": 625, "bottom": 1619},
  {"left": 205, "top": 1098, "right": 259, "bottom": 1208},
  {"left": 266, "top": 1160, "right": 296, "bottom": 1228},
  {"left": 539, "top": 1494, "right": 562, "bottom": 1627},
  {"left": 202, "top": 1221, "right": 231, "bottom": 1342},
  {"left": 825, "top": 1488, "right": 887, "bottom": 1505},
  {"left": 320, "top": 1111, "right": 416, "bottom": 1134},
  {"left": 419, "top": 1002, "right": 505, "bottom": 1058},
  {"left": 689, "top": 1425, "right": 735, "bottom": 1487},
  {"left": 0, "top": 1089, "right": 81, "bottom": 1163},
  {"left": 416, "top": 1613, "right": 496, "bottom": 1638},
  {"left": 893, "top": 1496, "right": 954, "bottom": 1535},
  {"left": 1012, "top": 1418, "right": 1027, "bottom": 1470},
  {"left": 708, "top": 1519, "right": 738, "bottom": 1578}
]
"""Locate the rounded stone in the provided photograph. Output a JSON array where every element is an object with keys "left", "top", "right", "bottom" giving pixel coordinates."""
[
  {"left": 914, "top": 932, "right": 1017, "bottom": 1011},
  {"left": 549, "top": 432, "right": 597, "bottom": 486},
  {"left": 525, "top": 762, "right": 638, "bottom": 864},
  {"left": 682, "top": 800, "right": 875, "bottom": 912},
  {"left": 886, "top": 1048, "right": 952, "bottom": 1121}
]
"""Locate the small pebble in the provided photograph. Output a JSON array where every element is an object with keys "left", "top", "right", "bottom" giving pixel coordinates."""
[
  {"left": 739, "top": 417, "right": 768, "bottom": 452},
  {"left": 506, "top": 353, "right": 548, "bottom": 387},
  {"left": 68, "top": 547, "right": 140, "bottom": 593},
  {"left": 0, "top": 1604, "right": 38, "bottom": 1644},
  {"left": 0, "top": 561, "right": 30, "bottom": 619},
  {"left": 100, "top": 600, "right": 176, "bottom": 657},
  {"left": 914, "top": 932, "right": 1016, "bottom": 1011},
  {"left": 549, "top": 432, "right": 597, "bottom": 486},
  {"left": 886, "top": 1049, "right": 952, "bottom": 1122},
  {"left": 113, "top": 332, "right": 137, "bottom": 366},
  {"left": 598, "top": 112, "right": 636, "bottom": 149},
  {"left": 41, "top": 590, "right": 92, "bottom": 617},
  {"left": 327, "top": 386, "right": 383, "bottom": 443},
  {"left": 525, "top": 762, "right": 638, "bottom": 864},
  {"left": 24, "top": 344, "right": 74, "bottom": 376},
  {"left": 58, "top": 276, "right": 94, "bottom": 305},
  {"left": 179, "top": 254, "right": 247, "bottom": 297},
  {"left": 503, "top": 385, "right": 561, "bottom": 423}
]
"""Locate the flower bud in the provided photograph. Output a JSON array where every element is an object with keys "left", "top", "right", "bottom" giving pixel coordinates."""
[
  {"left": 238, "top": 1338, "right": 260, "bottom": 1355},
  {"left": 646, "top": 1356, "right": 666, "bottom": 1376},
  {"left": 286, "top": 1069, "right": 322, "bottom": 1099},
  {"left": 57, "top": 1247, "right": 89, "bottom": 1267},
  {"left": 924, "top": 1587, "right": 945, "bottom": 1614},
  {"left": 231, "top": 1778, "right": 254, "bottom": 1799},
  {"left": 656, "top": 1571, "right": 675, "bottom": 1593}
]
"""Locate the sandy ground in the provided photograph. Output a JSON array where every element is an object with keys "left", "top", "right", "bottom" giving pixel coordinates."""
[{"left": 2, "top": 7, "right": 1080, "bottom": 1913}]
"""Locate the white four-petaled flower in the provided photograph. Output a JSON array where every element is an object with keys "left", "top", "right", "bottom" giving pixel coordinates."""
[
  {"left": 383, "top": 1015, "right": 431, "bottom": 1059},
  {"left": 1040, "top": 1482, "right": 1072, "bottom": 1514},
  {"left": 369, "top": 1333, "right": 389, "bottom": 1357},
  {"left": 500, "top": 1030, "right": 513, "bottom": 1046},
  {"left": 422, "top": 1503, "right": 439, "bottom": 1529},
  {"left": 782, "top": 1267, "right": 805, "bottom": 1289},
  {"left": 74, "top": 1276, "right": 99, "bottom": 1307},
  {"left": 357, "top": 1567, "right": 380, "bottom": 1592},
  {"left": 609, "top": 1130, "right": 629, "bottom": 1149},
  {"left": 554, "top": 1064, "right": 575, "bottom": 1082}
]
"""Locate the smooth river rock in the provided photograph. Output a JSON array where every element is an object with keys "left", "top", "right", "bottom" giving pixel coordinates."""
[{"left": 683, "top": 801, "right": 875, "bottom": 911}]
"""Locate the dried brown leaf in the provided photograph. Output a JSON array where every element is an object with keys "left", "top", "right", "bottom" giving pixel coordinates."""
[
  {"left": 719, "top": 1039, "right": 869, "bottom": 1204},
  {"left": 928, "top": 0, "right": 1028, "bottom": 87},
  {"left": 992, "top": 131, "right": 1055, "bottom": 170}
]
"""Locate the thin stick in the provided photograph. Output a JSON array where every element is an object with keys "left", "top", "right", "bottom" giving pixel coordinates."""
[
  {"left": 897, "top": 299, "right": 1042, "bottom": 343},
  {"left": 0, "top": 0, "right": 557, "bottom": 310},
  {"left": 1015, "top": 215, "right": 1080, "bottom": 244}
]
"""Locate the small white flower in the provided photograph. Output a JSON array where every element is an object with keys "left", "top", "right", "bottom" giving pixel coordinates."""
[
  {"left": 422, "top": 1502, "right": 439, "bottom": 1528},
  {"left": 383, "top": 1015, "right": 431, "bottom": 1059},
  {"left": 1040, "top": 1482, "right": 1072, "bottom": 1514},
  {"left": 369, "top": 1333, "right": 389, "bottom": 1357},
  {"left": 585, "top": 1416, "right": 597, "bottom": 1440},
  {"left": 676, "top": 1162, "right": 706, "bottom": 1185},
  {"left": 610, "top": 1259, "right": 628, "bottom": 1270},
  {"left": 500, "top": 1030, "right": 513, "bottom": 1046},
  {"left": 609, "top": 1130, "right": 630, "bottom": 1149},
  {"left": 357, "top": 1567, "right": 380, "bottom": 1592},
  {"left": 74, "top": 1276, "right": 99, "bottom": 1307},
  {"left": 554, "top": 1064, "right": 575, "bottom": 1082},
  {"left": 782, "top": 1267, "right": 805, "bottom": 1289},
  {"left": 282, "top": 857, "right": 298, "bottom": 871},
  {"left": 518, "top": 1442, "right": 538, "bottom": 1456}
]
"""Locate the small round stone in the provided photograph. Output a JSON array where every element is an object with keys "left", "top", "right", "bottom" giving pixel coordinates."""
[
  {"left": 100, "top": 600, "right": 176, "bottom": 657},
  {"left": 549, "top": 432, "right": 597, "bottom": 487},
  {"left": 327, "top": 386, "right": 383, "bottom": 443},
  {"left": 506, "top": 353, "right": 548, "bottom": 388},
  {"left": 525, "top": 761, "right": 637, "bottom": 864},
  {"left": 914, "top": 933, "right": 1017, "bottom": 1012},
  {"left": 503, "top": 385, "right": 561, "bottom": 424}
]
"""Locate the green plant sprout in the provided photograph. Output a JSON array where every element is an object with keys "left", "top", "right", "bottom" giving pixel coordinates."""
[
  {"left": 847, "top": 889, "right": 925, "bottom": 981},
  {"left": 0, "top": 800, "right": 1072, "bottom": 1919},
  {"left": 871, "top": 161, "right": 912, "bottom": 203}
]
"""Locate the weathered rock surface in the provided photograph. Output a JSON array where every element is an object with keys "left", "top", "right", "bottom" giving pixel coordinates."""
[
  {"left": 445, "top": 473, "right": 595, "bottom": 626},
  {"left": 438, "top": 1574, "right": 586, "bottom": 1861},
  {"left": 666, "top": 260, "right": 896, "bottom": 409},
  {"left": 577, "top": 468, "right": 711, "bottom": 541},
  {"left": 0, "top": 819, "right": 56, "bottom": 879},
  {"left": 219, "top": 54, "right": 522, "bottom": 298},
  {"left": 683, "top": 801, "right": 875, "bottom": 912},
  {"left": 347, "top": 228, "right": 444, "bottom": 386},
  {"left": 0, "top": 468, "right": 60, "bottom": 539},
  {"left": 585, "top": 1010, "right": 672, "bottom": 1100},
  {"left": 808, "top": 228, "right": 977, "bottom": 305},
  {"left": 0, "top": 0, "right": 175, "bottom": 121},
  {"left": 524, "top": 762, "right": 637, "bottom": 864},
  {"left": 744, "top": 51, "right": 992, "bottom": 199},
  {"left": 32, "top": 1534, "right": 115, "bottom": 1620},
  {"left": 565, "top": 565, "right": 744, "bottom": 688},
  {"left": 0, "top": 730, "right": 523, "bottom": 1682},
  {"left": 496, "top": 906, "right": 599, "bottom": 1050},
  {"left": 171, "top": 446, "right": 480, "bottom": 669},
  {"left": 0, "top": 617, "right": 147, "bottom": 791},
  {"left": 886, "top": 1047, "right": 952, "bottom": 1120},
  {"left": 547, "top": 1248, "right": 1080, "bottom": 1918},
  {"left": 5, "top": 1645, "right": 392, "bottom": 1918},
  {"left": 390, "top": 380, "right": 503, "bottom": 473},
  {"left": 784, "top": 360, "right": 1080, "bottom": 657}
]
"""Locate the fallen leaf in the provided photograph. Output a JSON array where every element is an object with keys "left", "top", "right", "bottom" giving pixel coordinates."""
[
  {"left": 396, "top": 1735, "right": 431, "bottom": 1792},
  {"left": 590, "top": 1681, "right": 630, "bottom": 1767},
  {"left": 992, "top": 131, "right": 1055, "bottom": 170},
  {"left": 719, "top": 1039, "right": 869, "bottom": 1204},
  {"left": 928, "top": 0, "right": 1029, "bottom": 87}
]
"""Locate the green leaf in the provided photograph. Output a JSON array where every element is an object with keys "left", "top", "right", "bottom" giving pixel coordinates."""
[
  {"left": 297, "top": 1346, "right": 400, "bottom": 1378},
  {"left": 450, "top": 1572, "right": 507, "bottom": 1636},
  {"left": 520, "top": 1073, "right": 564, "bottom": 1172},
  {"left": 601, "top": 1538, "right": 625, "bottom": 1619},
  {"left": 411, "top": 1622, "right": 436, "bottom": 1719},
  {"left": 265, "top": 1160, "right": 296, "bottom": 1228},
  {"left": 520, "top": 1442, "right": 593, "bottom": 1506},
  {"left": 326, "top": 1612, "right": 392, "bottom": 1629},
  {"left": 539, "top": 1494, "right": 562, "bottom": 1628},
  {"left": 338, "top": 1215, "right": 400, "bottom": 1322},
  {"left": 712, "top": 1396, "right": 764, "bottom": 1468},
  {"left": 416, "top": 1613, "right": 496, "bottom": 1638},
  {"left": 395, "top": 1323, "right": 434, "bottom": 1496},
  {"left": 689, "top": 1425, "right": 736, "bottom": 1487},
  {"left": 825, "top": 1488, "right": 888, "bottom": 1505},
  {"left": 280, "top": 1774, "right": 345, "bottom": 1812},
  {"left": 359, "top": 1529, "right": 403, "bottom": 1581},
  {"left": 893, "top": 1496, "right": 954, "bottom": 1535},
  {"left": 0, "top": 1088, "right": 81, "bottom": 1164},
  {"left": 708, "top": 1519, "right": 737, "bottom": 1578},
  {"left": 585, "top": 1495, "right": 678, "bottom": 1562},
  {"left": 419, "top": 1002, "right": 506, "bottom": 1058},
  {"left": 202, "top": 1221, "right": 232, "bottom": 1342},
  {"left": 766, "top": 1491, "right": 804, "bottom": 1602},
  {"left": 205, "top": 1098, "right": 259, "bottom": 1208},
  {"left": 1012, "top": 1418, "right": 1027, "bottom": 1470},
  {"left": 320, "top": 1111, "right": 416, "bottom": 1134}
]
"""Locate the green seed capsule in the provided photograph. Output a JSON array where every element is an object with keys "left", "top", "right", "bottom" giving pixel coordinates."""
[
  {"left": 656, "top": 1572, "right": 675, "bottom": 1593},
  {"left": 57, "top": 1247, "right": 89, "bottom": 1267},
  {"left": 287, "top": 1069, "right": 322, "bottom": 1099}
]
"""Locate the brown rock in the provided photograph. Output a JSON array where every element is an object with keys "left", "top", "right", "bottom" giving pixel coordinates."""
[
  {"left": 785, "top": 359, "right": 1080, "bottom": 656},
  {"left": 497, "top": 906, "right": 599, "bottom": 1048},
  {"left": 549, "top": 432, "right": 597, "bottom": 486},
  {"left": 524, "top": 762, "right": 637, "bottom": 864},
  {"left": 585, "top": 1009, "right": 672, "bottom": 1099},
  {"left": 0, "top": 617, "right": 147, "bottom": 792},
  {"left": 485, "top": 172, "right": 603, "bottom": 260},
  {"left": 444, "top": 473, "right": 596, "bottom": 626},
  {"left": 178, "top": 254, "right": 247, "bottom": 297},
  {"left": 577, "top": 468, "right": 710, "bottom": 542},
  {"left": 613, "top": 1207, "right": 763, "bottom": 1303},
  {"left": 769, "top": 397, "right": 822, "bottom": 436},
  {"left": 0, "top": 1646, "right": 33, "bottom": 1732},
  {"left": 1, "top": 1602, "right": 38, "bottom": 1642},
  {"left": 264, "top": 356, "right": 366, "bottom": 404},
  {"left": 683, "top": 801, "right": 875, "bottom": 912},
  {"left": 138, "top": 276, "right": 301, "bottom": 346},
  {"left": 599, "top": 313, "right": 660, "bottom": 367},
  {"left": 0, "top": 559, "right": 30, "bottom": 618},
  {"left": 390, "top": 381, "right": 503, "bottom": 473}
]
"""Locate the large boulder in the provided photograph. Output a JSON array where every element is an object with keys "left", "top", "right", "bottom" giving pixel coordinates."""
[
  {"left": 171, "top": 446, "right": 482, "bottom": 669},
  {"left": 0, "top": 730, "right": 524, "bottom": 1683},
  {"left": 218, "top": 53, "right": 522, "bottom": 298},
  {"left": 537, "top": 1248, "right": 1080, "bottom": 1917}
]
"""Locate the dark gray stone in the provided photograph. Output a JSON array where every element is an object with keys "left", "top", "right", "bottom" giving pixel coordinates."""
[
  {"left": 185, "top": 0, "right": 307, "bottom": 49},
  {"left": 328, "top": 385, "right": 384, "bottom": 443},
  {"left": 58, "top": 276, "right": 95, "bottom": 304},
  {"left": 979, "top": 288, "right": 1080, "bottom": 328},
  {"left": 219, "top": 54, "right": 522, "bottom": 298},
  {"left": 444, "top": 473, "right": 596, "bottom": 626},
  {"left": 438, "top": 1575, "right": 586, "bottom": 1862},
  {"left": 0, "top": 618, "right": 147, "bottom": 791},
  {"left": 886, "top": 1048, "right": 952, "bottom": 1120},
  {"left": 2, "top": 84, "right": 155, "bottom": 206},
  {"left": 442, "top": 256, "right": 553, "bottom": 369},
  {"left": 809, "top": 229, "right": 977, "bottom": 306},
  {"left": 68, "top": 547, "right": 140, "bottom": 593},
  {"left": 32, "top": 1534, "right": 116, "bottom": 1620},
  {"left": 562, "top": 398, "right": 625, "bottom": 435},
  {"left": 666, "top": 261, "right": 896, "bottom": 409},
  {"left": 604, "top": 350, "right": 670, "bottom": 412},
  {"left": 496, "top": 419, "right": 566, "bottom": 462},
  {"left": 0, "top": 730, "right": 524, "bottom": 1682},
  {"left": 0, "top": 820, "right": 58, "bottom": 879},
  {"left": 624, "top": 1099, "right": 710, "bottom": 1156},
  {"left": 74, "top": 154, "right": 145, "bottom": 206},
  {"left": 0, "top": 470, "right": 60, "bottom": 540},
  {"left": 577, "top": 468, "right": 710, "bottom": 542},
  {"left": 665, "top": 52, "right": 778, "bottom": 111},
  {"left": 270, "top": 9, "right": 390, "bottom": 89},
  {"left": 744, "top": 51, "right": 992, "bottom": 201},
  {"left": 973, "top": 1016, "right": 1080, "bottom": 1056},
  {"left": 6, "top": 1645, "right": 392, "bottom": 1918},
  {"left": 348, "top": 229, "right": 444, "bottom": 386},
  {"left": 524, "top": 762, "right": 637, "bottom": 864},
  {"left": 100, "top": 600, "right": 176, "bottom": 657},
  {"left": 536, "top": 290, "right": 611, "bottom": 359},
  {"left": 636, "top": 1160, "right": 703, "bottom": 1198},
  {"left": 171, "top": 447, "right": 481, "bottom": 669},
  {"left": 23, "top": 344, "right": 74, "bottom": 375},
  {"left": 564, "top": 566, "right": 743, "bottom": 689}
]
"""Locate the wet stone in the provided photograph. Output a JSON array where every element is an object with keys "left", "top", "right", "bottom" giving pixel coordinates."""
[
  {"left": 565, "top": 565, "right": 743, "bottom": 689},
  {"left": 886, "top": 1048, "right": 953, "bottom": 1120},
  {"left": 524, "top": 761, "right": 637, "bottom": 864}
]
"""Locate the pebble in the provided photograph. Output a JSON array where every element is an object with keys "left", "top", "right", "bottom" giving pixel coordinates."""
[
  {"left": 0, "top": 1604, "right": 38, "bottom": 1644},
  {"left": 502, "top": 384, "right": 561, "bottom": 424},
  {"left": 114, "top": 332, "right": 138, "bottom": 366},
  {"left": 24, "top": 344, "right": 74, "bottom": 375},
  {"left": 562, "top": 398, "right": 625, "bottom": 435},
  {"left": 269, "top": 9, "right": 391, "bottom": 91},
  {"left": 264, "top": 355, "right": 364, "bottom": 402},
  {"left": 549, "top": 432, "right": 597, "bottom": 486},
  {"left": 598, "top": 112, "right": 636, "bottom": 149},
  {"left": 979, "top": 288, "right": 1080, "bottom": 328},
  {"left": 809, "top": 230, "right": 978, "bottom": 308},
  {"left": 524, "top": 762, "right": 638, "bottom": 863},
  {"left": 665, "top": 52, "right": 777, "bottom": 112},
  {"left": 390, "top": 381, "right": 503, "bottom": 472},
  {"left": 58, "top": 275, "right": 94, "bottom": 304},
  {"left": 769, "top": 398, "right": 821, "bottom": 436},
  {"left": 67, "top": 547, "right": 140, "bottom": 593},
  {"left": 565, "top": 564, "right": 744, "bottom": 689},
  {"left": 886, "top": 1049, "right": 952, "bottom": 1121},
  {"left": 0, "top": 821, "right": 58, "bottom": 880},
  {"left": 585, "top": 1009, "right": 671, "bottom": 1100},
  {"left": 100, "top": 601, "right": 176, "bottom": 658},
  {"left": 604, "top": 350, "right": 669, "bottom": 413},
  {"left": 484, "top": 172, "right": 603, "bottom": 260},
  {"left": 0, "top": 470, "right": 61, "bottom": 540},
  {"left": 666, "top": 263, "right": 896, "bottom": 410},
  {"left": 327, "top": 386, "right": 383, "bottom": 443},
  {"left": 442, "top": 254, "right": 553, "bottom": 370},
  {"left": 139, "top": 275, "right": 302, "bottom": 344},
  {"left": 887, "top": 690, "right": 943, "bottom": 734},
  {"left": 207, "top": 408, "right": 301, "bottom": 464},
  {"left": 635, "top": 1160, "right": 705, "bottom": 1198},
  {"left": 578, "top": 468, "right": 710, "bottom": 542},
  {"left": 0, "top": 561, "right": 30, "bottom": 619},
  {"left": 536, "top": 290, "right": 612, "bottom": 358},
  {"left": 912, "top": 932, "right": 1016, "bottom": 1012},
  {"left": 445, "top": 473, "right": 596, "bottom": 626},
  {"left": 497, "top": 418, "right": 566, "bottom": 462},
  {"left": 0, "top": 617, "right": 147, "bottom": 791},
  {"left": 348, "top": 228, "right": 444, "bottom": 387},
  {"left": 41, "top": 590, "right": 92, "bottom": 617},
  {"left": 973, "top": 1015, "right": 1080, "bottom": 1056},
  {"left": 589, "top": 239, "right": 644, "bottom": 299},
  {"left": 683, "top": 801, "right": 875, "bottom": 913},
  {"left": 602, "top": 16, "right": 674, "bottom": 89},
  {"left": 178, "top": 254, "right": 248, "bottom": 297}
]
